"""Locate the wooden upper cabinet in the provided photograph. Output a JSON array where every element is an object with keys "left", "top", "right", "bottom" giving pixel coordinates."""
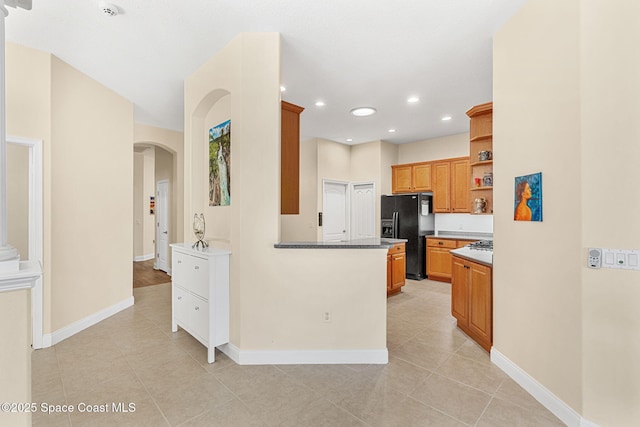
[
  {"left": 432, "top": 161, "right": 451, "bottom": 212},
  {"left": 412, "top": 163, "right": 432, "bottom": 191},
  {"left": 281, "top": 101, "right": 304, "bottom": 214},
  {"left": 392, "top": 162, "right": 432, "bottom": 193},
  {"left": 451, "top": 158, "right": 470, "bottom": 213},
  {"left": 391, "top": 165, "right": 412, "bottom": 193}
]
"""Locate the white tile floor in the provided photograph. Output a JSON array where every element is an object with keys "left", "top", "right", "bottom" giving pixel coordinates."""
[{"left": 32, "top": 279, "right": 565, "bottom": 426}]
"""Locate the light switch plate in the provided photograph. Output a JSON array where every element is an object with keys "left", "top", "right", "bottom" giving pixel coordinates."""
[{"left": 600, "top": 248, "right": 640, "bottom": 271}]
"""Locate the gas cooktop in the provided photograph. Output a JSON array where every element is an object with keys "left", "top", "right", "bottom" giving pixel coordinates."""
[{"left": 468, "top": 240, "right": 493, "bottom": 251}]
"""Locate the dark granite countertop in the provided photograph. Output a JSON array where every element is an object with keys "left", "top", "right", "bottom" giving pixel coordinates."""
[{"left": 274, "top": 238, "right": 407, "bottom": 249}]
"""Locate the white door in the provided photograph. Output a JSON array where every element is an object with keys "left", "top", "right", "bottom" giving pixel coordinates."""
[
  {"left": 351, "top": 182, "right": 376, "bottom": 239},
  {"left": 156, "top": 180, "right": 169, "bottom": 272},
  {"left": 322, "top": 180, "right": 348, "bottom": 242}
]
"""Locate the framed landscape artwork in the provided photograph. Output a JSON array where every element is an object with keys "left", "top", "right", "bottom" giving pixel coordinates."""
[
  {"left": 514, "top": 172, "right": 542, "bottom": 221},
  {"left": 209, "top": 120, "right": 231, "bottom": 206}
]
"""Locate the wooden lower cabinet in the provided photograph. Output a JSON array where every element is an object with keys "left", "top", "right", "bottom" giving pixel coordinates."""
[
  {"left": 387, "top": 243, "right": 406, "bottom": 296},
  {"left": 426, "top": 238, "right": 477, "bottom": 282},
  {"left": 451, "top": 255, "right": 492, "bottom": 351}
]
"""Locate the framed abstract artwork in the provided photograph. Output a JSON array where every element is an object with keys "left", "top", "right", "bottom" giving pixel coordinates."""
[
  {"left": 209, "top": 120, "right": 231, "bottom": 206},
  {"left": 514, "top": 172, "right": 542, "bottom": 221}
]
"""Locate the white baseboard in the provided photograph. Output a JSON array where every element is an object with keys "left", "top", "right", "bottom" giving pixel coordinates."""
[
  {"left": 218, "top": 342, "right": 388, "bottom": 365},
  {"left": 42, "top": 296, "right": 135, "bottom": 347},
  {"left": 491, "top": 348, "right": 598, "bottom": 427},
  {"left": 133, "top": 254, "right": 154, "bottom": 262}
]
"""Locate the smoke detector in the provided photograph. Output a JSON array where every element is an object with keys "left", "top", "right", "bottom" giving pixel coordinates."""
[{"left": 99, "top": 2, "right": 119, "bottom": 17}]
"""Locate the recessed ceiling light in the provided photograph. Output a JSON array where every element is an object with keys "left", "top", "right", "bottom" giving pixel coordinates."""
[
  {"left": 315, "top": 101, "right": 325, "bottom": 107},
  {"left": 388, "top": 129, "right": 396, "bottom": 133},
  {"left": 99, "top": 2, "right": 119, "bottom": 16},
  {"left": 350, "top": 107, "right": 377, "bottom": 117},
  {"left": 346, "top": 138, "right": 353, "bottom": 142},
  {"left": 407, "top": 96, "right": 420, "bottom": 103},
  {"left": 441, "top": 116, "right": 452, "bottom": 121},
  {"left": 280, "top": 86, "right": 286, "bottom": 92}
]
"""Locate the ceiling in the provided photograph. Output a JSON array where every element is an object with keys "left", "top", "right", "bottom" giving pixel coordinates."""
[{"left": 6, "top": 0, "right": 526, "bottom": 145}]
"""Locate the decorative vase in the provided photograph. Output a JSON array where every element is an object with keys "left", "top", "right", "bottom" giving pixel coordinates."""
[{"left": 192, "top": 213, "right": 208, "bottom": 249}]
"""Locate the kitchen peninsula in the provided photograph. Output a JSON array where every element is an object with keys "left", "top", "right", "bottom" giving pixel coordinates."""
[
  {"left": 450, "top": 241, "right": 493, "bottom": 351},
  {"left": 276, "top": 238, "right": 408, "bottom": 297}
]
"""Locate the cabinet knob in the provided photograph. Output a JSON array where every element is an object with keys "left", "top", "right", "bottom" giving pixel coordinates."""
[
  {"left": 194, "top": 266, "right": 199, "bottom": 270},
  {"left": 177, "top": 296, "right": 182, "bottom": 300},
  {"left": 177, "top": 260, "right": 182, "bottom": 264},
  {"left": 438, "top": 242, "right": 443, "bottom": 245},
  {"left": 195, "top": 306, "right": 199, "bottom": 311}
]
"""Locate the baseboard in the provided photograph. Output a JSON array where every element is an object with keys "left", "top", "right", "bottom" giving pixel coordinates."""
[
  {"left": 218, "top": 342, "right": 388, "bottom": 365},
  {"left": 133, "top": 254, "right": 154, "bottom": 262},
  {"left": 42, "top": 296, "right": 135, "bottom": 347},
  {"left": 491, "top": 348, "right": 598, "bottom": 427}
]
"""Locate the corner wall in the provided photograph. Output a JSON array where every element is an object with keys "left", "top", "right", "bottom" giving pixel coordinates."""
[
  {"left": 580, "top": 1, "right": 640, "bottom": 425},
  {"left": 7, "top": 42, "right": 134, "bottom": 337},
  {"left": 494, "top": 0, "right": 640, "bottom": 425}
]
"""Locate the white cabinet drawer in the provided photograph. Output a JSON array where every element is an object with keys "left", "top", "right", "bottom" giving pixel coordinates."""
[
  {"left": 173, "top": 285, "right": 189, "bottom": 324},
  {"left": 190, "top": 293, "right": 209, "bottom": 341},
  {"left": 187, "top": 256, "right": 209, "bottom": 299},
  {"left": 173, "top": 251, "right": 209, "bottom": 299}
]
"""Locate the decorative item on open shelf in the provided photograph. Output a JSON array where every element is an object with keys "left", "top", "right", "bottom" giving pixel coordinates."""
[
  {"left": 192, "top": 213, "right": 208, "bottom": 249},
  {"left": 467, "top": 101, "right": 493, "bottom": 214}
]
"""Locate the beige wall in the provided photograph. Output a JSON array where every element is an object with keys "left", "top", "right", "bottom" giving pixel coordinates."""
[
  {"left": 580, "top": 0, "right": 640, "bottom": 424},
  {"left": 7, "top": 143, "right": 29, "bottom": 258},
  {"left": 494, "top": 0, "right": 640, "bottom": 424},
  {"left": 133, "top": 152, "right": 144, "bottom": 257},
  {"left": 142, "top": 148, "right": 155, "bottom": 257},
  {"left": 185, "top": 33, "right": 386, "bottom": 355},
  {"left": 0, "top": 290, "right": 31, "bottom": 427},
  {"left": 49, "top": 56, "right": 134, "bottom": 331},
  {"left": 397, "top": 132, "right": 468, "bottom": 163},
  {"left": 494, "top": 0, "right": 583, "bottom": 413}
]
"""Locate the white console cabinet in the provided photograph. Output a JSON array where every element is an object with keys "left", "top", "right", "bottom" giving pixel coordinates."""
[{"left": 170, "top": 243, "right": 230, "bottom": 363}]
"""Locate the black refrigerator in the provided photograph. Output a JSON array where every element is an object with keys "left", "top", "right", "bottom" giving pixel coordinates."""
[{"left": 381, "top": 194, "right": 435, "bottom": 280}]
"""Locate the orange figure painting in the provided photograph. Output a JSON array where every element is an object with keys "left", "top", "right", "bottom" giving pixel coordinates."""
[{"left": 514, "top": 173, "right": 542, "bottom": 221}]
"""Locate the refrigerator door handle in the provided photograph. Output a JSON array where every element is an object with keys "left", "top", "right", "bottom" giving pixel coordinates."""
[{"left": 393, "top": 211, "right": 399, "bottom": 239}]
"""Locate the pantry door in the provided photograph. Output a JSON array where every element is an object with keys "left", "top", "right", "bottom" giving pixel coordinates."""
[
  {"left": 351, "top": 182, "right": 376, "bottom": 239},
  {"left": 322, "top": 180, "right": 349, "bottom": 242}
]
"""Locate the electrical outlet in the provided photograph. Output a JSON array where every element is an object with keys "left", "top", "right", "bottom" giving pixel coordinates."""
[{"left": 323, "top": 311, "right": 331, "bottom": 322}]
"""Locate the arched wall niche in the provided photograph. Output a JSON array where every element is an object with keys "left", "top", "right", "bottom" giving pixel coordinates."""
[{"left": 188, "top": 88, "right": 232, "bottom": 245}]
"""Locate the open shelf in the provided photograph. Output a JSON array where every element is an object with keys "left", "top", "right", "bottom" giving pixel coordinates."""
[
  {"left": 470, "top": 186, "right": 493, "bottom": 191},
  {"left": 470, "top": 160, "right": 493, "bottom": 167},
  {"left": 470, "top": 134, "right": 493, "bottom": 143}
]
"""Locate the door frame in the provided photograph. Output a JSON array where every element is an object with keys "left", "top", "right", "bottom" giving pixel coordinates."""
[
  {"left": 8, "top": 136, "right": 44, "bottom": 349},
  {"left": 321, "top": 179, "right": 350, "bottom": 242},
  {"left": 155, "top": 179, "right": 170, "bottom": 273},
  {"left": 350, "top": 181, "right": 376, "bottom": 239}
]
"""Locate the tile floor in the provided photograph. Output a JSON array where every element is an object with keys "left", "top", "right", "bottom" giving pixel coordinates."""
[{"left": 32, "top": 279, "right": 565, "bottom": 426}]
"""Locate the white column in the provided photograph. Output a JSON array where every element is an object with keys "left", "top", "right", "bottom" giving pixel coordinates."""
[{"left": 0, "top": 1, "right": 20, "bottom": 271}]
